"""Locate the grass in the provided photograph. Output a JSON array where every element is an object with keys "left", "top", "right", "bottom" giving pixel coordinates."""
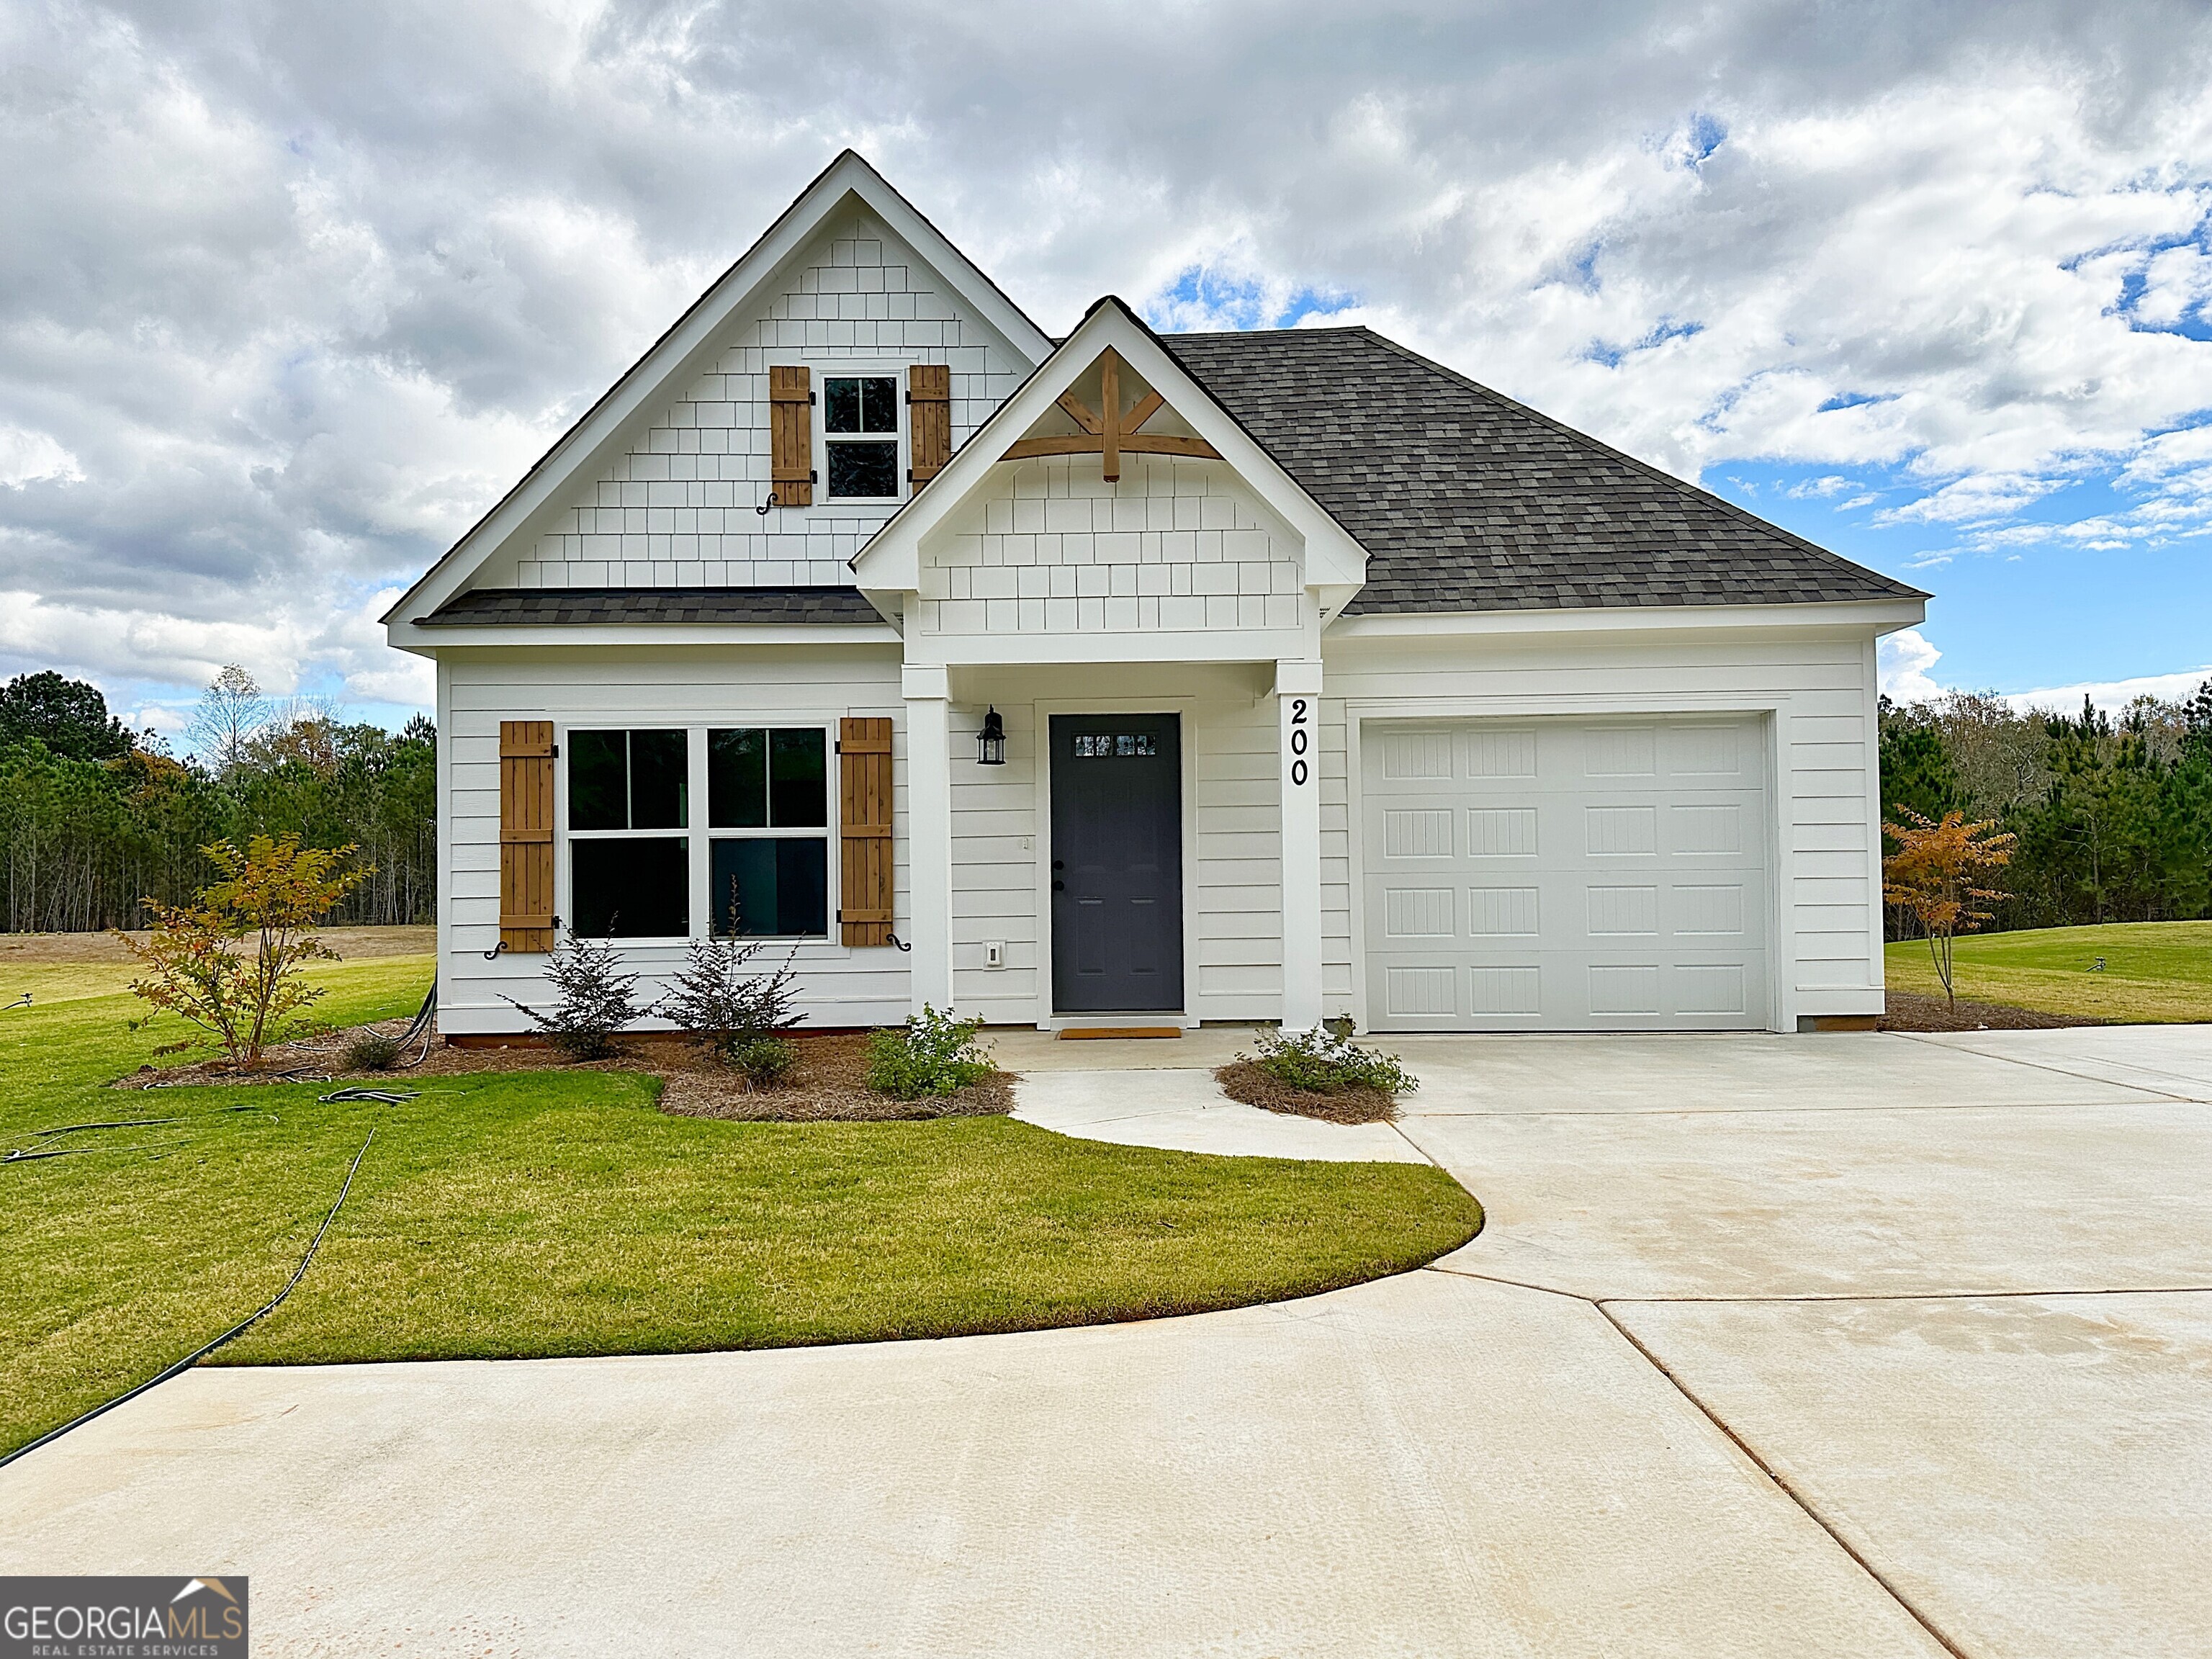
[
  {"left": 0, "top": 942, "right": 1481, "bottom": 1457},
  {"left": 1885, "top": 920, "right": 2212, "bottom": 1024}
]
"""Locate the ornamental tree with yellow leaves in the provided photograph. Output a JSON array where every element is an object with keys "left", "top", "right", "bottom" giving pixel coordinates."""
[{"left": 121, "top": 833, "right": 368, "bottom": 1066}]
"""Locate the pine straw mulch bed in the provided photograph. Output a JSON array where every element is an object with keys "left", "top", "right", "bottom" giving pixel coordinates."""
[
  {"left": 1213, "top": 1059, "right": 1401, "bottom": 1125},
  {"left": 1876, "top": 990, "right": 2101, "bottom": 1033},
  {"left": 114, "top": 1021, "right": 1015, "bottom": 1123}
]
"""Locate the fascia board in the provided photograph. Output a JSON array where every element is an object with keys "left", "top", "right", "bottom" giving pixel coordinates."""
[
  {"left": 1327, "top": 597, "right": 1927, "bottom": 642},
  {"left": 390, "top": 623, "right": 901, "bottom": 652},
  {"left": 383, "top": 152, "right": 1051, "bottom": 637},
  {"left": 855, "top": 299, "right": 1371, "bottom": 595}
]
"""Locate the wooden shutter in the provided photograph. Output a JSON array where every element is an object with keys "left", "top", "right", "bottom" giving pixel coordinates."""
[
  {"left": 907, "top": 363, "right": 952, "bottom": 485},
  {"left": 499, "top": 721, "right": 556, "bottom": 953},
  {"left": 837, "top": 716, "right": 894, "bottom": 947},
  {"left": 768, "top": 365, "right": 814, "bottom": 507}
]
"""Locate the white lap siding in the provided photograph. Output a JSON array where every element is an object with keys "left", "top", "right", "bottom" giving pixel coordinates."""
[
  {"left": 944, "top": 662, "right": 1284, "bottom": 1025},
  {"left": 1321, "top": 621, "right": 1887, "bottom": 1030},
  {"left": 439, "top": 644, "right": 908, "bottom": 1035}
]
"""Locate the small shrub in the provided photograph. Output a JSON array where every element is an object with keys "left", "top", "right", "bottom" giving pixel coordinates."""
[
  {"left": 343, "top": 1030, "right": 405, "bottom": 1071},
  {"left": 1249, "top": 1024, "right": 1417, "bottom": 1097},
  {"left": 121, "top": 832, "right": 369, "bottom": 1066},
  {"left": 866, "top": 1004, "right": 994, "bottom": 1099},
  {"left": 502, "top": 931, "right": 644, "bottom": 1060},
  {"left": 655, "top": 932, "right": 800, "bottom": 1067},
  {"left": 728, "top": 1035, "right": 796, "bottom": 1087}
]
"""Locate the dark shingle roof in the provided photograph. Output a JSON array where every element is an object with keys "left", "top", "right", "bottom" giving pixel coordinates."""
[
  {"left": 424, "top": 587, "right": 886, "bottom": 626},
  {"left": 1160, "top": 326, "right": 1925, "bottom": 614}
]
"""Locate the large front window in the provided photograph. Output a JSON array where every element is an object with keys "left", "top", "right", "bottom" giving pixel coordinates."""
[
  {"left": 707, "top": 727, "right": 830, "bottom": 937},
  {"left": 822, "top": 375, "right": 899, "bottom": 499},
  {"left": 568, "top": 729, "right": 689, "bottom": 938}
]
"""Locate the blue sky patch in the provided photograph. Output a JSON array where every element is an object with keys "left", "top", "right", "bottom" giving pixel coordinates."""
[
  {"left": 1707, "top": 453, "right": 2212, "bottom": 694},
  {"left": 1147, "top": 266, "right": 1359, "bottom": 331}
]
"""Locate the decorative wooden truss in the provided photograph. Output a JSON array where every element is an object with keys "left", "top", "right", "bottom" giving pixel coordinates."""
[{"left": 999, "top": 348, "right": 1221, "bottom": 482}]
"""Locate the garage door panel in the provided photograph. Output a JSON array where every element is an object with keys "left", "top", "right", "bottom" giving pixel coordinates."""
[{"left": 1364, "top": 717, "right": 1771, "bottom": 1032}]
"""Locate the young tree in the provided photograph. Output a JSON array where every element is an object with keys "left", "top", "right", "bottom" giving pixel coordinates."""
[
  {"left": 122, "top": 833, "right": 369, "bottom": 1066},
  {"left": 186, "top": 665, "right": 269, "bottom": 773},
  {"left": 1881, "top": 809, "right": 2017, "bottom": 1012}
]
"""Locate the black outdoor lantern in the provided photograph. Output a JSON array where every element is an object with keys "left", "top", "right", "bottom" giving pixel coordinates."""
[{"left": 976, "top": 706, "right": 1007, "bottom": 765}]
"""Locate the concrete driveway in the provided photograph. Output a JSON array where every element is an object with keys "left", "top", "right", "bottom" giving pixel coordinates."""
[{"left": 4, "top": 1026, "right": 2208, "bottom": 1657}]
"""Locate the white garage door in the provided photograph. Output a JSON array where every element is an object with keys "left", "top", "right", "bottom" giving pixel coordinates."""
[{"left": 1362, "top": 717, "right": 1771, "bottom": 1031}]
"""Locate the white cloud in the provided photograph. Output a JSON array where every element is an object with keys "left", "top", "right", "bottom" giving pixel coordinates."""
[
  {"left": 2003, "top": 666, "right": 2212, "bottom": 714},
  {"left": 1876, "top": 473, "right": 2067, "bottom": 527},
  {"left": 2, "top": 1, "right": 2211, "bottom": 714},
  {"left": 1879, "top": 627, "right": 1948, "bottom": 703},
  {"left": 0, "top": 426, "right": 81, "bottom": 488}
]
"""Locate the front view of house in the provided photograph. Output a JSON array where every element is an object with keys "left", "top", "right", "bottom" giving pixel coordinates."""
[{"left": 385, "top": 153, "right": 1925, "bottom": 1037}]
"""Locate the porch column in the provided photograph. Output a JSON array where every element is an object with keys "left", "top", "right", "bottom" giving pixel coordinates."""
[
  {"left": 1276, "top": 659, "right": 1325, "bottom": 1030},
  {"left": 902, "top": 665, "right": 956, "bottom": 1015}
]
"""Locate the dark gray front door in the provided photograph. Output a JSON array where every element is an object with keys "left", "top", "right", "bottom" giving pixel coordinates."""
[{"left": 1050, "top": 714, "right": 1184, "bottom": 1013}]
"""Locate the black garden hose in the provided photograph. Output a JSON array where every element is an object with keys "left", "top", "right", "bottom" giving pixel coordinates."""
[
  {"left": 0, "top": 1124, "right": 377, "bottom": 1471},
  {"left": 392, "top": 976, "right": 437, "bottom": 1069}
]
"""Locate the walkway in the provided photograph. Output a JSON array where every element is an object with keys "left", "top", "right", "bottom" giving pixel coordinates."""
[{"left": 4, "top": 1025, "right": 2207, "bottom": 1656}]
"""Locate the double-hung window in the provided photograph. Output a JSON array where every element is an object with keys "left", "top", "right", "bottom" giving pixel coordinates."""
[
  {"left": 567, "top": 729, "right": 690, "bottom": 938},
  {"left": 708, "top": 728, "right": 830, "bottom": 937},
  {"left": 822, "top": 375, "right": 899, "bottom": 500}
]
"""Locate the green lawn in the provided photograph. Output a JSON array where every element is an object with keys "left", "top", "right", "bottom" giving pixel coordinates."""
[
  {"left": 1886, "top": 920, "right": 2212, "bottom": 1024},
  {"left": 0, "top": 947, "right": 1480, "bottom": 1457}
]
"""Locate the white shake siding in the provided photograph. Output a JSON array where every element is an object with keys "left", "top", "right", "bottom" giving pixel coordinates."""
[
  {"left": 917, "top": 455, "right": 1306, "bottom": 640},
  {"left": 498, "top": 210, "right": 1027, "bottom": 593},
  {"left": 1320, "top": 624, "right": 1887, "bottom": 1025},
  {"left": 439, "top": 644, "right": 909, "bottom": 1034}
]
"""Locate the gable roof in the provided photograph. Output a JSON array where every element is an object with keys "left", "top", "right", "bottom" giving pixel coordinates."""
[
  {"left": 1160, "top": 327, "right": 1926, "bottom": 614},
  {"left": 852, "top": 295, "right": 1368, "bottom": 619},
  {"left": 383, "top": 150, "right": 1053, "bottom": 633}
]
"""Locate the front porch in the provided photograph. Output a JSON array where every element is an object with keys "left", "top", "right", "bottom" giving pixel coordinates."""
[{"left": 898, "top": 658, "right": 1328, "bottom": 1030}]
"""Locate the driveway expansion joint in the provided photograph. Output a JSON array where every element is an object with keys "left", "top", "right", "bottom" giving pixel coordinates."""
[{"left": 1593, "top": 1302, "right": 1976, "bottom": 1659}]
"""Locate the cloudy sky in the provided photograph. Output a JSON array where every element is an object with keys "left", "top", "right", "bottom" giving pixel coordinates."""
[{"left": 3, "top": 1, "right": 2209, "bottom": 739}]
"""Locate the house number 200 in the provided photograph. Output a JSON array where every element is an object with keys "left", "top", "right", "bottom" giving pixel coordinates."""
[{"left": 1287, "top": 697, "right": 1310, "bottom": 787}]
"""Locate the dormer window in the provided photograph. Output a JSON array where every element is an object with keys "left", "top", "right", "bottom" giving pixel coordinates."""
[{"left": 824, "top": 375, "right": 899, "bottom": 499}]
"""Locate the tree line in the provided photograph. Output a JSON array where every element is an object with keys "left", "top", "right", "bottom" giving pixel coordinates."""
[
  {"left": 1879, "top": 681, "right": 2212, "bottom": 935},
  {"left": 0, "top": 668, "right": 434, "bottom": 933},
  {"left": 5, "top": 661, "right": 2208, "bottom": 939}
]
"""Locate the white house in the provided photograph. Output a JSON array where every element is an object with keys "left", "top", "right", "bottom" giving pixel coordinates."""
[{"left": 385, "top": 151, "right": 1925, "bottom": 1038}]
